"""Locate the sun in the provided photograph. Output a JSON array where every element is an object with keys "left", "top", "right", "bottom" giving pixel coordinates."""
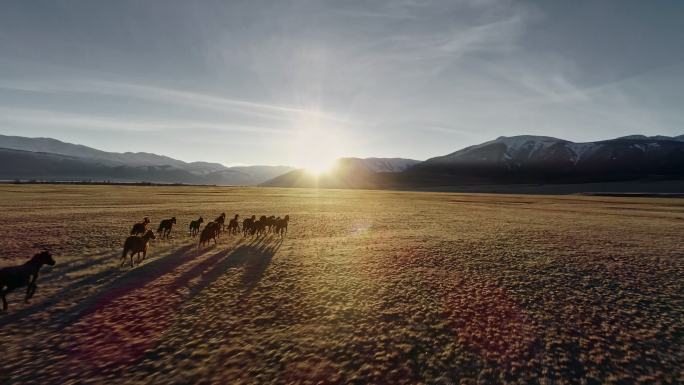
[
  {"left": 288, "top": 115, "right": 348, "bottom": 175},
  {"left": 301, "top": 157, "right": 337, "bottom": 175}
]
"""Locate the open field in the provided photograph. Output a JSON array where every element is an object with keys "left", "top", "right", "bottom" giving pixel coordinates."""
[{"left": 0, "top": 185, "right": 682, "bottom": 384}]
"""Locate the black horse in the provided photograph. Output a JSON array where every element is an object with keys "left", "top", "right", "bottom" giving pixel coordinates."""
[
  {"left": 242, "top": 215, "right": 256, "bottom": 236},
  {"left": 189, "top": 217, "right": 204, "bottom": 237},
  {"left": 157, "top": 217, "right": 176, "bottom": 239},
  {"left": 0, "top": 250, "right": 56, "bottom": 311},
  {"left": 214, "top": 213, "right": 226, "bottom": 233}
]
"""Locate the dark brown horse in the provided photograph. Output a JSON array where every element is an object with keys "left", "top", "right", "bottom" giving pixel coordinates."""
[
  {"left": 266, "top": 215, "right": 277, "bottom": 233},
  {"left": 199, "top": 222, "right": 220, "bottom": 247},
  {"left": 227, "top": 214, "right": 240, "bottom": 235},
  {"left": 214, "top": 213, "right": 226, "bottom": 233},
  {"left": 0, "top": 250, "right": 56, "bottom": 311},
  {"left": 252, "top": 218, "right": 266, "bottom": 236},
  {"left": 130, "top": 217, "right": 151, "bottom": 236},
  {"left": 121, "top": 230, "right": 156, "bottom": 267},
  {"left": 275, "top": 215, "right": 289, "bottom": 237},
  {"left": 242, "top": 215, "right": 256, "bottom": 236},
  {"left": 157, "top": 217, "right": 176, "bottom": 239},
  {"left": 189, "top": 217, "right": 204, "bottom": 237}
]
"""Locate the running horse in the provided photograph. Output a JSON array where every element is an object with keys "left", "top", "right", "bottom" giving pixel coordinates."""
[{"left": 0, "top": 250, "right": 56, "bottom": 311}]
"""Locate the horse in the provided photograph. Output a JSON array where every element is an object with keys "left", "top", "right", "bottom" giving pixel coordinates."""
[
  {"left": 227, "top": 214, "right": 240, "bottom": 235},
  {"left": 157, "top": 217, "right": 176, "bottom": 239},
  {"left": 252, "top": 218, "right": 266, "bottom": 236},
  {"left": 199, "top": 222, "right": 220, "bottom": 247},
  {"left": 242, "top": 215, "right": 256, "bottom": 236},
  {"left": 0, "top": 250, "right": 56, "bottom": 311},
  {"left": 130, "top": 217, "right": 151, "bottom": 236},
  {"left": 121, "top": 230, "right": 156, "bottom": 267},
  {"left": 266, "top": 215, "right": 277, "bottom": 233},
  {"left": 275, "top": 215, "right": 289, "bottom": 237},
  {"left": 189, "top": 217, "right": 204, "bottom": 237},
  {"left": 214, "top": 213, "right": 226, "bottom": 232}
]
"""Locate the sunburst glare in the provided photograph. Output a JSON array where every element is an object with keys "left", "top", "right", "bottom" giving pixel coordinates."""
[{"left": 289, "top": 111, "right": 348, "bottom": 175}]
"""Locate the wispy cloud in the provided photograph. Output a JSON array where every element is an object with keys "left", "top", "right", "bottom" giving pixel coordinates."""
[
  {"left": 0, "top": 106, "right": 288, "bottom": 135},
  {"left": 0, "top": 78, "right": 356, "bottom": 126}
]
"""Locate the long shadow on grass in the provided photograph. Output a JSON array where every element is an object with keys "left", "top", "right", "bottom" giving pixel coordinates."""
[
  {"left": 54, "top": 243, "right": 201, "bottom": 327},
  {"left": 59, "top": 237, "right": 281, "bottom": 373},
  {"left": 186, "top": 235, "right": 281, "bottom": 299},
  {"left": 58, "top": 236, "right": 280, "bottom": 329},
  {"left": 45, "top": 251, "right": 119, "bottom": 280},
  {"left": 0, "top": 245, "right": 198, "bottom": 327}
]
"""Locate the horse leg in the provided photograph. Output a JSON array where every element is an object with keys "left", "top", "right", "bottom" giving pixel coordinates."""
[
  {"left": 1, "top": 289, "right": 7, "bottom": 311},
  {"left": 25, "top": 283, "right": 36, "bottom": 303},
  {"left": 121, "top": 248, "right": 131, "bottom": 267}
]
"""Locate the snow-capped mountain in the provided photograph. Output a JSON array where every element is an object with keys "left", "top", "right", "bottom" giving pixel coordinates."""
[{"left": 410, "top": 134, "right": 684, "bottom": 183}]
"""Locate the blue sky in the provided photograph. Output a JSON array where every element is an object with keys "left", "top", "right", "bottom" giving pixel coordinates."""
[{"left": 1, "top": 0, "right": 683, "bottom": 166}]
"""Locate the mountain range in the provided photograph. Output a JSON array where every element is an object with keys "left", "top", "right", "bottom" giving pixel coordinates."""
[
  {"left": 0, "top": 134, "right": 416, "bottom": 185},
  {"left": 2, "top": 133, "right": 684, "bottom": 191},
  {"left": 0, "top": 134, "right": 294, "bottom": 185}
]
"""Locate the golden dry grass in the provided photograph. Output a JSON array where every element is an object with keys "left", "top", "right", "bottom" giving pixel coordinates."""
[{"left": 0, "top": 185, "right": 682, "bottom": 384}]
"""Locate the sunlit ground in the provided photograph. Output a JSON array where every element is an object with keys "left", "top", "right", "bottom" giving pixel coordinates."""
[{"left": 0, "top": 185, "right": 681, "bottom": 384}]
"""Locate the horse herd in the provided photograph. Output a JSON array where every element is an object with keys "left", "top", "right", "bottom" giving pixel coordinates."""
[
  {"left": 121, "top": 213, "right": 290, "bottom": 267},
  {"left": 0, "top": 213, "right": 290, "bottom": 311}
]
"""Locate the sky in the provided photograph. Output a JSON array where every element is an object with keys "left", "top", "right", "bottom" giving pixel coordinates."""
[{"left": 1, "top": 0, "right": 683, "bottom": 167}]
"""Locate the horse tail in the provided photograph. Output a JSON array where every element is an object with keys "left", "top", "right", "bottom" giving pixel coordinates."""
[{"left": 121, "top": 245, "right": 129, "bottom": 260}]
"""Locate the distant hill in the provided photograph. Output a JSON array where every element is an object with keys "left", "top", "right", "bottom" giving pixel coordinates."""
[
  {"left": 260, "top": 158, "right": 387, "bottom": 189},
  {"left": 0, "top": 148, "right": 206, "bottom": 184},
  {"left": 0, "top": 134, "right": 192, "bottom": 169},
  {"left": 340, "top": 157, "right": 421, "bottom": 173},
  {"left": 202, "top": 166, "right": 297, "bottom": 186},
  {"left": 0, "top": 134, "right": 293, "bottom": 185}
]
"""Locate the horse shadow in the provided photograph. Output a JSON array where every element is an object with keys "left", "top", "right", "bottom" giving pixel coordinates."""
[
  {"left": 240, "top": 236, "right": 282, "bottom": 295},
  {"left": 55, "top": 244, "right": 200, "bottom": 326},
  {"left": 0, "top": 244, "right": 197, "bottom": 327},
  {"left": 1, "top": 235, "right": 282, "bottom": 330},
  {"left": 184, "top": 235, "right": 282, "bottom": 299},
  {"left": 0, "top": 249, "right": 148, "bottom": 326},
  {"left": 55, "top": 236, "right": 280, "bottom": 328}
]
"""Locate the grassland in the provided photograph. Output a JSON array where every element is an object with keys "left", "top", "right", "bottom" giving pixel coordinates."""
[{"left": 0, "top": 185, "right": 682, "bottom": 384}]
